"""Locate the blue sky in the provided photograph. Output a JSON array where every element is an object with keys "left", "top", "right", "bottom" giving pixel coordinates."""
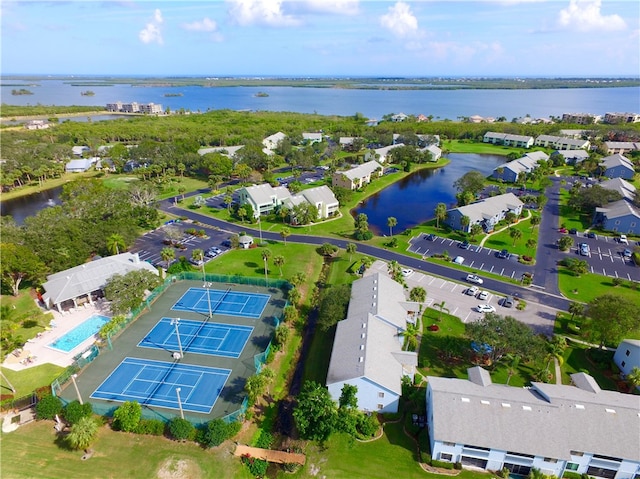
[{"left": 1, "top": 0, "right": 638, "bottom": 77}]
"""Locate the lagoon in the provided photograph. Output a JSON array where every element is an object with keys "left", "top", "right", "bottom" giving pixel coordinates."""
[{"left": 354, "top": 154, "right": 506, "bottom": 235}]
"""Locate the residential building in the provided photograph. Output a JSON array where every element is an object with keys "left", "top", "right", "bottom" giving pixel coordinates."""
[
  {"left": 535, "top": 135, "right": 590, "bottom": 150},
  {"left": 106, "top": 101, "right": 163, "bottom": 114},
  {"left": 559, "top": 129, "right": 588, "bottom": 139},
  {"left": 339, "top": 137, "right": 357, "bottom": 148},
  {"left": 483, "top": 132, "right": 534, "bottom": 148},
  {"left": 445, "top": 193, "right": 524, "bottom": 233},
  {"left": 139, "top": 103, "right": 163, "bottom": 114},
  {"left": 302, "top": 132, "right": 323, "bottom": 144},
  {"left": 364, "top": 144, "right": 405, "bottom": 163},
  {"left": 262, "top": 132, "right": 286, "bottom": 155},
  {"left": 604, "top": 142, "right": 640, "bottom": 155},
  {"left": 24, "top": 119, "right": 49, "bottom": 130},
  {"left": 601, "top": 154, "right": 635, "bottom": 180},
  {"left": 420, "top": 144, "right": 442, "bottom": 162},
  {"left": 71, "top": 146, "right": 90, "bottom": 157},
  {"left": 390, "top": 113, "right": 409, "bottom": 122},
  {"left": 197, "top": 145, "right": 245, "bottom": 158},
  {"left": 238, "top": 183, "right": 338, "bottom": 220},
  {"left": 561, "top": 112, "right": 601, "bottom": 124},
  {"left": 106, "top": 101, "right": 123, "bottom": 112},
  {"left": 326, "top": 273, "right": 420, "bottom": 413},
  {"left": 42, "top": 253, "right": 159, "bottom": 312},
  {"left": 554, "top": 149, "right": 590, "bottom": 164},
  {"left": 594, "top": 200, "right": 640, "bottom": 235},
  {"left": 426, "top": 367, "right": 640, "bottom": 478},
  {"left": 492, "top": 151, "right": 549, "bottom": 183},
  {"left": 332, "top": 161, "right": 383, "bottom": 190},
  {"left": 613, "top": 339, "right": 640, "bottom": 379},
  {"left": 65, "top": 158, "right": 97, "bottom": 173},
  {"left": 599, "top": 178, "right": 637, "bottom": 201},
  {"left": 604, "top": 112, "right": 640, "bottom": 124}
]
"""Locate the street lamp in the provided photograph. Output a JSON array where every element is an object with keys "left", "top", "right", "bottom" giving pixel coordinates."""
[
  {"left": 70, "top": 374, "right": 83, "bottom": 404},
  {"left": 175, "top": 387, "right": 184, "bottom": 419},
  {"left": 171, "top": 318, "right": 183, "bottom": 359},
  {"left": 258, "top": 216, "right": 263, "bottom": 244}
]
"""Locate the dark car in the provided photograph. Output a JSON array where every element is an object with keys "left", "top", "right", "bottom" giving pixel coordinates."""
[
  {"left": 459, "top": 240, "right": 470, "bottom": 250},
  {"left": 425, "top": 233, "right": 436, "bottom": 241},
  {"left": 497, "top": 249, "right": 510, "bottom": 259},
  {"left": 502, "top": 296, "right": 515, "bottom": 308},
  {"left": 569, "top": 228, "right": 577, "bottom": 235},
  {"left": 586, "top": 232, "right": 596, "bottom": 239}
]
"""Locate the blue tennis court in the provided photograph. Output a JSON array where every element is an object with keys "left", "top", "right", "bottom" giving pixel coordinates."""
[
  {"left": 138, "top": 317, "right": 253, "bottom": 358},
  {"left": 172, "top": 287, "right": 270, "bottom": 319},
  {"left": 90, "top": 357, "right": 230, "bottom": 414}
]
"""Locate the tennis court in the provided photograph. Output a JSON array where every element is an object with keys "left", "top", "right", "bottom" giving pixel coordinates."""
[
  {"left": 172, "top": 287, "right": 270, "bottom": 319},
  {"left": 138, "top": 317, "right": 253, "bottom": 358},
  {"left": 90, "top": 357, "right": 229, "bottom": 414}
]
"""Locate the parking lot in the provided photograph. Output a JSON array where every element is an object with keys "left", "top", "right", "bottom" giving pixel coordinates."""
[
  {"left": 130, "top": 221, "right": 233, "bottom": 268},
  {"left": 408, "top": 233, "right": 535, "bottom": 283},
  {"left": 368, "top": 261, "right": 556, "bottom": 335},
  {"left": 567, "top": 232, "right": 639, "bottom": 281}
]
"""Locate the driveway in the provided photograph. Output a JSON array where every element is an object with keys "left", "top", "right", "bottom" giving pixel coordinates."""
[{"left": 367, "top": 261, "right": 556, "bottom": 336}]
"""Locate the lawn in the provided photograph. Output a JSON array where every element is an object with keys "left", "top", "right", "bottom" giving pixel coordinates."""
[
  {"left": 557, "top": 188, "right": 592, "bottom": 231},
  {"left": 483, "top": 211, "right": 540, "bottom": 258},
  {"left": 0, "top": 363, "right": 64, "bottom": 398},
  {"left": 445, "top": 139, "right": 522, "bottom": 156},
  {"left": 561, "top": 343, "right": 619, "bottom": 391},
  {"left": 557, "top": 269, "right": 640, "bottom": 304},
  {"left": 0, "top": 420, "right": 251, "bottom": 479}
]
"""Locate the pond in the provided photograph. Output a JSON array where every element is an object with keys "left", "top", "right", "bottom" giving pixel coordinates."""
[
  {"left": 0, "top": 186, "right": 63, "bottom": 224},
  {"left": 353, "top": 153, "right": 506, "bottom": 235}
]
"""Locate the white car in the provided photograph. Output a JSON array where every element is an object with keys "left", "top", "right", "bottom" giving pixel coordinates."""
[
  {"left": 401, "top": 268, "right": 414, "bottom": 277},
  {"left": 466, "top": 274, "right": 484, "bottom": 285},
  {"left": 465, "top": 285, "right": 479, "bottom": 296},
  {"left": 475, "top": 304, "right": 496, "bottom": 314},
  {"left": 619, "top": 234, "right": 629, "bottom": 245},
  {"left": 477, "top": 290, "right": 489, "bottom": 301}
]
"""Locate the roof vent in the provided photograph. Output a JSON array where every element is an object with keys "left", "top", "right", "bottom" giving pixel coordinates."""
[
  {"left": 501, "top": 403, "right": 511, "bottom": 408},
  {"left": 461, "top": 397, "right": 470, "bottom": 403},
  {"left": 575, "top": 404, "right": 585, "bottom": 410},
  {"left": 359, "top": 357, "right": 364, "bottom": 363},
  {"left": 481, "top": 400, "right": 490, "bottom": 405},
  {"left": 361, "top": 333, "right": 365, "bottom": 339},
  {"left": 362, "top": 323, "right": 366, "bottom": 328},
  {"left": 605, "top": 408, "right": 616, "bottom": 414},
  {"left": 522, "top": 406, "right": 532, "bottom": 411},
  {"left": 360, "top": 345, "right": 364, "bottom": 350}
]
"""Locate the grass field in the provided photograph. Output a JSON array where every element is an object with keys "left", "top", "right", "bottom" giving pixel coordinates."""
[
  {"left": 557, "top": 269, "right": 640, "bottom": 304},
  {"left": 0, "top": 363, "right": 64, "bottom": 398},
  {"left": 483, "top": 211, "right": 540, "bottom": 257}
]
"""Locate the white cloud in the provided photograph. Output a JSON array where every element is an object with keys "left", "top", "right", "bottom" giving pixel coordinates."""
[
  {"left": 302, "top": 0, "right": 359, "bottom": 16},
  {"left": 183, "top": 17, "right": 218, "bottom": 32},
  {"left": 227, "top": 0, "right": 300, "bottom": 27},
  {"left": 557, "top": 0, "right": 626, "bottom": 32},
  {"left": 139, "top": 8, "right": 164, "bottom": 45},
  {"left": 379, "top": 2, "right": 419, "bottom": 38}
]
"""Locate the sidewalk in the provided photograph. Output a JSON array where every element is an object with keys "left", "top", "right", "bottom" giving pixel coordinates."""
[
  {"left": 479, "top": 209, "right": 532, "bottom": 248},
  {"left": 2, "top": 301, "right": 112, "bottom": 371}
]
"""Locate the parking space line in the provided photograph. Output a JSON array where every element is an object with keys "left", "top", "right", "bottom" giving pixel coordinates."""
[
  {"left": 451, "top": 307, "right": 459, "bottom": 316},
  {"left": 510, "top": 271, "right": 515, "bottom": 278},
  {"left": 479, "top": 263, "right": 485, "bottom": 270},
  {"left": 490, "top": 266, "right": 494, "bottom": 273},
  {"left": 429, "top": 277, "right": 436, "bottom": 285},
  {"left": 590, "top": 266, "right": 594, "bottom": 273},
  {"left": 500, "top": 268, "right": 504, "bottom": 276},
  {"left": 469, "top": 260, "right": 475, "bottom": 268},
  {"left": 602, "top": 268, "right": 606, "bottom": 276},
  {"left": 463, "top": 311, "right": 473, "bottom": 323},
  {"left": 487, "top": 249, "right": 492, "bottom": 255}
]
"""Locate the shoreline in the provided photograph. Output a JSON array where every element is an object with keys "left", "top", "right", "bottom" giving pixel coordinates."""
[{"left": 0, "top": 111, "right": 143, "bottom": 122}]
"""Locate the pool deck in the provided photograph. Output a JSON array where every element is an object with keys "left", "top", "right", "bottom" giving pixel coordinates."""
[{"left": 2, "top": 301, "right": 112, "bottom": 371}]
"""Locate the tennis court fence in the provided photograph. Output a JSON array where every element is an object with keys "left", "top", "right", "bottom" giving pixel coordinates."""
[{"left": 49, "top": 273, "right": 287, "bottom": 424}]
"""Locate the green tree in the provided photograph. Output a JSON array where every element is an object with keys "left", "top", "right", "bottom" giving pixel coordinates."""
[
  {"left": 168, "top": 417, "right": 195, "bottom": 441},
  {"left": 66, "top": 416, "right": 99, "bottom": 451},
  {"left": 562, "top": 257, "right": 588, "bottom": 277},
  {"left": 459, "top": 215, "right": 470, "bottom": 232},
  {"left": 409, "top": 286, "right": 426, "bottom": 304},
  {"left": 106, "top": 233, "right": 126, "bottom": 255},
  {"left": 273, "top": 255, "right": 285, "bottom": 276},
  {"left": 558, "top": 235, "right": 573, "bottom": 252},
  {"left": 202, "top": 419, "right": 240, "bottom": 448},
  {"left": 338, "top": 384, "right": 358, "bottom": 410},
  {"left": 35, "top": 394, "right": 63, "bottom": 420},
  {"left": 346, "top": 242, "right": 357, "bottom": 262},
  {"left": 293, "top": 381, "right": 338, "bottom": 442},
  {"left": 63, "top": 400, "right": 93, "bottom": 425},
  {"left": 454, "top": 170, "right": 485, "bottom": 195},
  {"left": 529, "top": 215, "right": 541, "bottom": 231},
  {"left": 434, "top": 203, "right": 447, "bottom": 230},
  {"left": 509, "top": 227, "right": 522, "bottom": 246},
  {"left": 317, "top": 284, "right": 351, "bottom": 331},
  {"left": 568, "top": 301, "right": 585, "bottom": 320},
  {"left": 191, "top": 248, "right": 204, "bottom": 264},
  {"left": 113, "top": 401, "right": 142, "bottom": 432},
  {"left": 354, "top": 213, "right": 372, "bottom": 240},
  {"left": 161, "top": 246, "right": 176, "bottom": 266},
  {"left": 387, "top": 216, "right": 397, "bottom": 237},
  {"left": 0, "top": 243, "right": 48, "bottom": 296},
  {"left": 526, "top": 238, "right": 537, "bottom": 252},
  {"left": 626, "top": 366, "right": 640, "bottom": 393},
  {"left": 280, "top": 227, "right": 290, "bottom": 245},
  {"left": 584, "top": 294, "right": 640, "bottom": 348},
  {"left": 469, "top": 223, "right": 483, "bottom": 241},
  {"left": 104, "top": 270, "right": 161, "bottom": 315}
]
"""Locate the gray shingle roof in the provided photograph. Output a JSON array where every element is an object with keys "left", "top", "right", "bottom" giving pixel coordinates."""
[
  {"left": 42, "top": 253, "right": 158, "bottom": 306},
  {"left": 428, "top": 367, "right": 640, "bottom": 461},
  {"left": 452, "top": 193, "right": 524, "bottom": 225},
  {"left": 600, "top": 177, "right": 636, "bottom": 201},
  {"left": 339, "top": 160, "right": 383, "bottom": 181},
  {"left": 602, "top": 153, "right": 635, "bottom": 171}
]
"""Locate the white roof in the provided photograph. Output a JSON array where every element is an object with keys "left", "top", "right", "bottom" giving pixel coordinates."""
[
  {"left": 197, "top": 145, "right": 244, "bottom": 157},
  {"left": 337, "top": 160, "right": 383, "bottom": 181},
  {"left": 600, "top": 177, "right": 636, "bottom": 201},
  {"left": 428, "top": 367, "right": 640, "bottom": 461},
  {"left": 302, "top": 132, "right": 322, "bottom": 142},
  {"left": 42, "top": 253, "right": 158, "bottom": 306},
  {"left": 298, "top": 185, "right": 338, "bottom": 207},
  {"left": 65, "top": 159, "right": 95, "bottom": 170},
  {"left": 453, "top": 193, "right": 524, "bottom": 224}
]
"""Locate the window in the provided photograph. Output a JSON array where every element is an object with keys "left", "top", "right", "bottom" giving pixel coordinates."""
[
  {"left": 571, "top": 451, "right": 584, "bottom": 457},
  {"left": 440, "top": 453, "right": 453, "bottom": 462},
  {"left": 443, "top": 442, "right": 455, "bottom": 447},
  {"left": 378, "top": 392, "right": 385, "bottom": 398},
  {"left": 544, "top": 458, "right": 558, "bottom": 464},
  {"left": 377, "top": 404, "right": 383, "bottom": 410},
  {"left": 621, "top": 361, "right": 626, "bottom": 368},
  {"left": 587, "top": 466, "right": 616, "bottom": 479},
  {"left": 615, "top": 220, "right": 620, "bottom": 225},
  {"left": 566, "top": 463, "right": 579, "bottom": 471},
  {"left": 626, "top": 349, "right": 631, "bottom": 356}
]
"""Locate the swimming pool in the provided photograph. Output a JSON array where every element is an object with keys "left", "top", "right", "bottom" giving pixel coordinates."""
[{"left": 48, "top": 315, "right": 110, "bottom": 352}]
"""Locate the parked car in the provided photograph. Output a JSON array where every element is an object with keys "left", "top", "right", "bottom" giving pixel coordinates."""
[
  {"left": 466, "top": 274, "right": 484, "bottom": 285},
  {"left": 425, "top": 233, "right": 436, "bottom": 241},
  {"left": 579, "top": 243, "right": 590, "bottom": 256},
  {"left": 569, "top": 228, "right": 578, "bottom": 235},
  {"left": 586, "top": 231, "right": 596, "bottom": 239},
  {"left": 558, "top": 227, "right": 568, "bottom": 234},
  {"left": 459, "top": 240, "right": 470, "bottom": 250},
  {"left": 465, "top": 286, "right": 480, "bottom": 296},
  {"left": 477, "top": 290, "right": 489, "bottom": 301},
  {"left": 623, "top": 248, "right": 632, "bottom": 259},
  {"left": 453, "top": 256, "right": 465, "bottom": 264},
  {"left": 502, "top": 296, "right": 515, "bottom": 308},
  {"left": 205, "top": 249, "right": 218, "bottom": 258},
  {"left": 619, "top": 234, "right": 629, "bottom": 245},
  {"left": 189, "top": 258, "right": 204, "bottom": 266},
  {"left": 497, "top": 249, "right": 510, "bottom": 259},
  {"left": 401, "top": 268, "right": 414, "bottom": 277},
  {"left": 475, "top": 304, "right": 496, "bottom": 314}
]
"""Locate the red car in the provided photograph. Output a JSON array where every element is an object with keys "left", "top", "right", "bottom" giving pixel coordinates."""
[{"left": 558, "top": 227, "right": 568, "bottom": 234}]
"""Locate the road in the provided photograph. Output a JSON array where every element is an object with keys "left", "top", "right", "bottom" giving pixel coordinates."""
[{"left": 155, "top": 197, "right": 572, "bottom": 313}]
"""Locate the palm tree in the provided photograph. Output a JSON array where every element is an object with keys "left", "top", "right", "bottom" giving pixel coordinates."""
[
  {"left": 459, "top": 215, "right": 470, "bottom": 233},
  {"left": 346, "top": 243, "right": 357, "bottom": 262},
  {"left": 469, "top": 224, "right": 483, "bottom": 241},
  {"left": 191, "top": 248, "right": 204, "bottom": 264},
  {"left": 568, "top": 301, "right": 584, "bottom": 320},
  {"left": 626, "top": 366, "right": 640, "bottom": 392},
  {"left": 387, "top": 216, "right": 397, "bottom": 237},
  {"left": 66, "top": 416, "right": 98, "bottom": 451},
  {"left": 435, "top": 300, "right": 449, "bottom": 321},
  {"left": 161, "top": 247, "right": 175, "bottom": 267},
  {"left": 504, "top": 355, "right": 521, "bottom": 385},
  {"left": 530, "top": 215, "right": 541, "bottom": 231},
  {"left": 526, "top": 238, "right": 537, "bottom": 252},
  {"left": 261, "top": 249, "right": 272, "bottom": 284},
  {"left": 288, "top": 287, "right": 301, "bottom": 306},
  {"left": 409, "top": 286, "right": 426, "bottom": 304},
  {"left": 435, "top": 203, "right": 447, "bottom": 230},
  {"left": 509, "top": 227, "right": 522, "bottom": 246},
  {"left": 273, "top": 255, "right": 285, "bottom": 277},
  {"left": 280, "top": 227, "right": 290, "bottom": 245},
  {"left": 224, "top": 193, "right": 233, "bottom": 213},
  {"left": 279, "top": 206, "right": 290, "bottom": 224},
  {"left": 106, "top": 233, "right": 125, "bottom": 255},
  {"left": 402, "top": 323, "right": 420, "bottom": 352}
]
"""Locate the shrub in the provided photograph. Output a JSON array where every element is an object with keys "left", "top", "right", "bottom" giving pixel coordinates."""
[
  {"left": 355, "top": 412, "right": 379, "bottom": 438},
  {"left": 253, "top": 430, "right": 274, "bottom": 449},
  {"left": 135, "top": 419, "right": 165, "bottom": 436},
  {"left": 168, "top": 417, "right": 196, "bottom": 441},
  {"left": 113, "top": 401, "right": 142, "bottom": 432},
  {"left": 612, "top": 277, "right": 623, "bottom": 287},
  {"left": 36, "top": 394, "right": 63, "bottom": 420},
  {"left": 201, "top": 419, "right": 240, "bottom": 448},
  {"left": 563, "top": 472, "right": 582, "bottom": 479},
  {"left": 431, "top": 459, "right": 455, "bottom": 470},
  {"left": 63, "top": 400, "right": 93, "bottom": 425},
  {"left": 241, "top": 454, "right": 268, "bottom": 478},
  {"left": 454, "top": 462, "right": 463, "bottom": 470}
]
